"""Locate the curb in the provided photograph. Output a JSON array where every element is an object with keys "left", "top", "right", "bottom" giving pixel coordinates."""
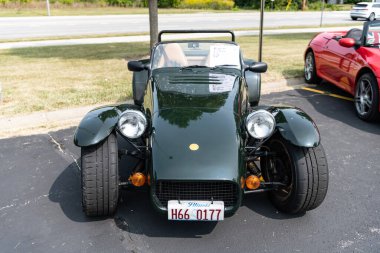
[
  {"left": 0, "top": 78, "right": 305, "bottom": 139},
  {"left": 261, "top": 77, "right": 305, "bottom": 94}
]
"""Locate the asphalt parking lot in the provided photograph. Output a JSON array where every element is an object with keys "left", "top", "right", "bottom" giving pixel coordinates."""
[{"left": 1, "top": 84, "right": 379, "bottom": 253}]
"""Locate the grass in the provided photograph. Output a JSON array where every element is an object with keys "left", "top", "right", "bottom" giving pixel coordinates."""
[
  {"left": 238, "top": 33, "right": 314, "bottom": 81},
  {"left": 0, "top": 32, "right": 150, "bottom": 43},
  {"left": 0, "top": 33, "right": 315, "bottom": 117}
]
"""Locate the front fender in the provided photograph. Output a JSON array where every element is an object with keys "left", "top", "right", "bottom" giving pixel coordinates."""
[
  {"left": 272, "top": 107, "right": 320, "bottom": 148},
  {"left": 245, "top": 71, "right": 261, "bottom": 106},
  {"left": 74, "top": 104, "right": 139, "bottom": 147}
]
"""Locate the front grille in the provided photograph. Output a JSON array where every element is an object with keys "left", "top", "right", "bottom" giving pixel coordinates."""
[{"left": 155, "top": 181, "right": 238, "bottom": 208}]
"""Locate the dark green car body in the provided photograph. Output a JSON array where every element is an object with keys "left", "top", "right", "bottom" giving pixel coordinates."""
[{"left": 74, "top": 36, "right": 321, "bottom": 217}]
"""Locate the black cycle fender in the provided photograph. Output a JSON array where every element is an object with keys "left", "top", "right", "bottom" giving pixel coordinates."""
[
  {"left": 272, "top": 107, "right": 320, "bottom": 148},
  {"left": 74, "top": 104, "right": 140, "bottom": 147}
]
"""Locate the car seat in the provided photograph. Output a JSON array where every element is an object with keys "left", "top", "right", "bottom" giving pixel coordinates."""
[{"left": 157, "top": 43, "right": 188, "bottom": 68}]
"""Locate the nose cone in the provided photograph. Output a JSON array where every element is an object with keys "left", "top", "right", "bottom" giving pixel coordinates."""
[{"left": 151, "top": 107, "right": 242, "bottom": 182}]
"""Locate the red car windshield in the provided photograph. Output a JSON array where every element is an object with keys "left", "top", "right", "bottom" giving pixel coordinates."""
[{"left": 366, "top": 23, "right": 380, "bottom": 47}]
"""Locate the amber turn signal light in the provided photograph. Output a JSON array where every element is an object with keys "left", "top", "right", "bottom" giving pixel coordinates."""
[
  {"left": 240, "top": 176, "right": 245, "bottom": 189},
  {"left": 245, "top": 175, "right": 261, "bottom": 190},
  {"left": 130, "top": 172, "right": 146, "bottom": 187}
]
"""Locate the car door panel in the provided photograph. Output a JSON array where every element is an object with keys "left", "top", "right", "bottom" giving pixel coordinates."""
[
  {"left": 320, "top": 38, "right": 361, "bottom": 93},
  {"left": 313, "top": 36, "right": 332, "bottom": 78}
]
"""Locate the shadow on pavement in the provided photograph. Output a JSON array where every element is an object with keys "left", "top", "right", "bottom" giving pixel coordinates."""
[
  {"left": 49, "top": 161, "right": 297, "bottom": 237},
  {"left": 48, "top": 161, "right": 110, "bottom": 222},
  {"left": 291, "top": 82, "right": 380, "bottom": 134},
  {"left": 114, "top": 190, "right": 218, "bottom": 238},
  {"left": 242, "top": 193, "right": 305, "bottom": 220}
]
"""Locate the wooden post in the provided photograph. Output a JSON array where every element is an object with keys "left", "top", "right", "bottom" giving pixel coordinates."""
[{"left": 148, "top": 0, "right": 158, "bottom": 48}]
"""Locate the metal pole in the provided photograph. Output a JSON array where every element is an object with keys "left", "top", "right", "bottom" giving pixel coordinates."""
[
  {"left": 320, "top": 0, "right": 325, "bottom": 27},
  {"left": 46, "top": 0, "right": 51, "bottom": 16},
  {"left": 259, "top": 0, "right": 265, "bottom": 62},
  {"left": 0, "top": 82, "right": 2, "bottom": 104}
]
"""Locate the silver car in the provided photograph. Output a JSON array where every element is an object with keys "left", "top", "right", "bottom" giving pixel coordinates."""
[{"left": 350, "top": 2, "right": 380, "bottom": 21}]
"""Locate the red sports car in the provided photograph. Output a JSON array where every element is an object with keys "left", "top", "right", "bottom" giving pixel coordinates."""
[{"left": 304, "top": 20, "right": 380, "bottom": 121}]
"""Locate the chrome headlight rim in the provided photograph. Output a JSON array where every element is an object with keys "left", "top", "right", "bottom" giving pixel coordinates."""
[
  {"left": 117, "top": 110, "right": 147, "bottom": 139},
  {"left": 246, "top": 110, "right": 276, "bottom": 139}
]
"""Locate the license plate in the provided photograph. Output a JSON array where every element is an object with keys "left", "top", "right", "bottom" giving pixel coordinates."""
[{"left": 168, "top": 200, "right": 224, "bottom": 221}]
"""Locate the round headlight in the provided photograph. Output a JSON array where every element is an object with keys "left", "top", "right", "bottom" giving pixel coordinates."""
[
  {"left": 246, "top": 110, "right": 275, "bottom": 139},
  {"left": 118, "top": 110, "right": 147, "bottom": 139}
]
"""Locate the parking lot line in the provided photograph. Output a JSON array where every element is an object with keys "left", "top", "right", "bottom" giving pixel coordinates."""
[{"left": 301, "top": 87, "right": 354, "bottom": 101}]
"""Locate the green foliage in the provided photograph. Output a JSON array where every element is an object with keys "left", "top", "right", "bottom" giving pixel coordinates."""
[
  {"left": 307, "top": 2, "right": 343, "bottom": 10},
  {"left": 0, "top": 0, "right": 350, "bottom": 11},
  {"left": 234, "top": 0, "right": 257, "bottom": 8},
  {"left": 158, "top": 0, "right": 180, "bottom": 8},
  {"left": 235, "top": 0, "right": 346, "bottom": 11},
  {"left": 180, "top": 0, "right": 235, "bottom": 10},
  {"left": 57, "top": 0, "right": 74, "bottom": 5},
  {"left": 105, "top": 0, "right": 132, "bottom": 6}
]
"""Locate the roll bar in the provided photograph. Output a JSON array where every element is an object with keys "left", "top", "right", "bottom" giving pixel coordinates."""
[{"left": 158, "top": 30, "right": 235, "bottom": 42}]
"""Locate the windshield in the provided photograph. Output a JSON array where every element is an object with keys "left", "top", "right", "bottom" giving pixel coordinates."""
[
  {"left": 151, "top": 42, "right": 241, "bottom": 70},
  {"left": 366, "top": 22, "right": 380, "bottom": 47}
]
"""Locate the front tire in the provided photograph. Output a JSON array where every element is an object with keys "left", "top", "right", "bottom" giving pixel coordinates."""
[
  {"left": 355, "top": 73, "right": 380, "bottom": 122},
  {"left": 304, "top": 51, "right": 321, "bottom": 84},
  {"left": 81, "top": 133, "right": 119, "bottom": 217},
  {"left": 351, "top": 17, "right": 358, "bottom": 21},
  {"left": 261, "top": 136, "right": 328, "bottom": 214}
]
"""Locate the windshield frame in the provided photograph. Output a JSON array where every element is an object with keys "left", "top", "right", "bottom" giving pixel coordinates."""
[
  {"left": 362, "top": 20, "right": 380, "bottom": 47},
  {"left": 150, "top": 40, "right": 243, "bottom": 71}
]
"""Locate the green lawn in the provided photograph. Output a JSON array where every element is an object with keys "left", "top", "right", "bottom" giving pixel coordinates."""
[{"left": 0, "top": 33, "right": 315, "bottom": 117}]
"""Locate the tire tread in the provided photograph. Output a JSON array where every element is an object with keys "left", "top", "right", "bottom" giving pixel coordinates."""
[{"left": 81, "top": 133, "right": 119, "bottom": 217}]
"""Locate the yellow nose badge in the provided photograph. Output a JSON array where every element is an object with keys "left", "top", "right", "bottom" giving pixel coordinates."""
[{"left": 189, "top": 143, "right": 199, "bottom": 151}]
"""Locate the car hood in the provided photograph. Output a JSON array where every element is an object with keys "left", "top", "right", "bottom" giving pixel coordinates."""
[{"left": 150, "top": 71, "right": 244, "bottom": 182}]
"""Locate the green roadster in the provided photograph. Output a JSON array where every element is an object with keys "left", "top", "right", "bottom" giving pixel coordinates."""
[{"left": 74, "top": 30, "right": 328, "bottom": 221}]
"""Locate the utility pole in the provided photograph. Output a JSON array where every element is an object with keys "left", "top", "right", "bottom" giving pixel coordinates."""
[
  {"left": 46, "top": 0, "right": 51, "bottom": 16},
  {"left": 320, "top": 0, "right": 325, "bottom": 27},
  {"left": 258, "top": 0, "right": 265, "bottom": 62},
  {"left": 148, "top": 0, "right": 158, "bottom": 48}
]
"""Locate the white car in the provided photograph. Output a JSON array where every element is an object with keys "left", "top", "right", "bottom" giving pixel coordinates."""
[{"left": 350, "top": 2, "right": 380, "bottom": 21}]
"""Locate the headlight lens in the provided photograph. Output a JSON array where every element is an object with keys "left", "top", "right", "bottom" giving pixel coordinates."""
[
  {"left": 118, "top": 110, "right": 147, "bottom": 139},
  {"left": 246, "top": 110, "right": 275, "bottom": 139}
]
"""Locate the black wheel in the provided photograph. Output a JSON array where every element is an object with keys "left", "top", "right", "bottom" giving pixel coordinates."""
[
  {"left": 261, "top": 136, "right": 328, "bottom": 214},
  {"left": 351, "top": 17, "right": 357, "bottom": 21},
  {"left": 304, "top": 51, "right": 321, "bottom": 84},
  {"left": 81, "top": 133, "right": 119, "bottom": 217},
  {"left": 355, "top": 73, "right": 380, "bottom": 121},
  {"left": 368, "top": 13, "right": 375, "bottom": 21}
]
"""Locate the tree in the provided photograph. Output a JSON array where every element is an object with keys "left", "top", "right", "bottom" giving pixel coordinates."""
[
  {"left": 148, "top": 0, "right": 158, "bottom": 48},
  {"left": 301, "top": 0, "right": 307, "bottom": 10}
]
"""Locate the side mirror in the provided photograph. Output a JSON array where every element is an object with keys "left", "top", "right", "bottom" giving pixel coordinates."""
[
  {"left": 245, "top": 62, "right": 268, "bottom": 73},
  {"left": 128, "top": 61, "right": 148, "bottom": 72},
  {"left": 339, "top": 38, "right": 357, "bottom": 48}
]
